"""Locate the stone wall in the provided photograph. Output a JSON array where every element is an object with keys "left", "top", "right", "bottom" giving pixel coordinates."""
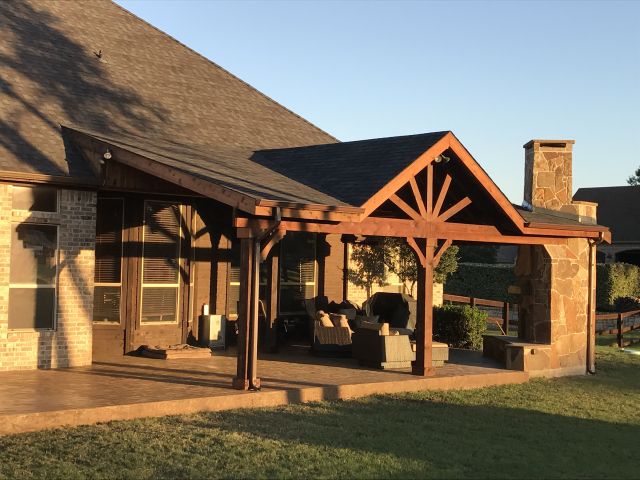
[
  {"left": 0, "top": 185, "right": 96, "bottom": 371},
  {"left": 515, "top": 238, "right": 594, "bottom": 373}
]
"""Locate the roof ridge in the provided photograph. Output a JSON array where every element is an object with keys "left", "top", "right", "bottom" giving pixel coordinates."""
[
  {"left": 109, "top": 0, "right": 339, "bottom": 145},
  {"left": 257, "top": 130, "right": 451, "bottom": 153}
]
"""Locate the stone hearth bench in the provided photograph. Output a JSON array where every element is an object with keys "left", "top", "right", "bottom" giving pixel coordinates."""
[{"left": 483, "top": 335, "right": 552, "bottom": 371}]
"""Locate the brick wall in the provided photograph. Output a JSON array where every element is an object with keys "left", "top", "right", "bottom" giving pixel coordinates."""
[{"left": 0, "top": 185, "right": 96, "bottom": 371}]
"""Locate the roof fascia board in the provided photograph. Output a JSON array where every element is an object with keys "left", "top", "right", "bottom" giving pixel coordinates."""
[{"left": 67, "top": 129, "right": 263, "bottom": 214}]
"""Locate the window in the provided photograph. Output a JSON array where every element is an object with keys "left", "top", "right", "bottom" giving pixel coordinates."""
[
  {"left": 93, "top": 198, "right": 124, "bottom": 323},
  {"left": 140, "top": 202, "right": 181, "bottom": 323},
  {"left": 12, "top": 185, "right": 58, "bottom": 212},
  {"left": 279, "top": 232, "right": 316, "bottom": 314},
  {"left": 9, "top": 224, "right": 58, "bottom": 329}
]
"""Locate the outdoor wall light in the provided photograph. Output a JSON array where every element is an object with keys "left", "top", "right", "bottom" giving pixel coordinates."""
[
  {"left": 103, "top": 148, "right": 112, "bottom": 161},
  {"left": 434, "top": 154, "right": 450, "bottom": 163}
]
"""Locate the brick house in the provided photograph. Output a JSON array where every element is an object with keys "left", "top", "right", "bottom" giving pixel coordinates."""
[{"left": 0, "top": 1, "right": 609, "bottom": 386}]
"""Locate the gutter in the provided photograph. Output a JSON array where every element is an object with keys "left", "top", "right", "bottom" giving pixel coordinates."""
[{"left": 586, "top": 232, "right": 605, "bottom": 374}]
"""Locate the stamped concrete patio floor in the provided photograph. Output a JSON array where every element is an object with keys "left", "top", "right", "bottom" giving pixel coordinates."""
[{"left": 0, "top": 348, "right": 528, "bottom": 435}]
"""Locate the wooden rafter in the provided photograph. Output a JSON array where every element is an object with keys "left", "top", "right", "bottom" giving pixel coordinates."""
[
  {"left": 433, "top": 239, "right": 452, "bottom": 267},
  {"left": 432, "top": 175, "right": 452, "bottom": 219},
  {"left": 438, "top": 197, "right": 472, "bottom": 222},
  {"left": 426, "top": 164, "right": 434, "bottom": 218},
  {"left": 389, "top": 194, "right": 423, "bottom": 222},
  {"left": 260, "top": 228, "right": 286, "bottom": 261},
  {"left": 406, "top": 237, "right": 426, "bottom": 268},
  {"left": 409, "top": 177, "right": 427, "bottom": 219}
]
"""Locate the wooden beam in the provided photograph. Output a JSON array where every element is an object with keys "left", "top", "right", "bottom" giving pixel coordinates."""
[
  {"left": 232, "top": 238, "right": 253, "bottom": 390},
  {"left": 68, "top": 129, "right": 263, "bottom": 214},
  {"left": 438, "top": 197, "right": 472, "bottom": 222},
  {"left": 413, "top": 237, "right": 436, "bottom": 377},
  {"left": 406, "top": 237, "right": 426, "bottom": 268},
  {"left": 409, "top": 177, "right": 428, "bottom": 219},
  {"left": 447, "top": 135, "right": 526, "bottom": 232},
  {"left": 260, "top": 228, "right": 286, "bottom": 261},
  {"left": 426, "top": 164, "right": 434, "bottom": 218},
  {"left": 433, "top": 239, "right": 452, "bottom": 267},
  {"left": 432, "top": 175, "right": 451, "bottom": 219},
  {"left": 234, "top": 217, "right": 572, "bottom": 245},
  {"left": 390, "top": 194, "right": 423, "bottom": 222},
  {"left": 0, "top": 170, "right": 100, "bottom": 188}
]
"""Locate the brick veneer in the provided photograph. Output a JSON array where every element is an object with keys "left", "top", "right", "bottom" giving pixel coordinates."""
[{"left": 0, "top": 185, "right": 96, "bottom": 371}]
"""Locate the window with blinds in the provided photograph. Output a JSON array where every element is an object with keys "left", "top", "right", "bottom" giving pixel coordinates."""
[
  {"left": 140, "top": 202, "right": 181, "bottom": 323},
  {"left": 93, "top": 198, "right": 124, "bottom": 323},
  {"left": 9, "top": 223, "right": 58, "bottom": 329},
  {"left": 279, "top": 232, "right": 316, "bottom": 314}
]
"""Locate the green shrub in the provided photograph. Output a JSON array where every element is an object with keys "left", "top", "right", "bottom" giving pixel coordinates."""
[
  {"left": 596, "top": 263, "right": 640, "bottom": 310},
  {"left": 613, "top": 296, "right": 640, "bottom": 312},
  {"left": 433, "top": 304, "right": 487, "bottom": 350},
  {"left": 445, "top": 263, "right": 516, "bottom": 301}
]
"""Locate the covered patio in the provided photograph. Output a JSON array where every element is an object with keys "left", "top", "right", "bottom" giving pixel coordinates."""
[
  {"left": 65, "top": 127, "right": 609, "bottom": 391},
  {"left": 0, "top": 348, "right": 528, "bottom": 436}
]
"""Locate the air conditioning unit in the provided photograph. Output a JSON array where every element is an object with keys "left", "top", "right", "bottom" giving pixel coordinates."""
[{"left": 200, "top": 314, "right": 225, "bottom": 349}]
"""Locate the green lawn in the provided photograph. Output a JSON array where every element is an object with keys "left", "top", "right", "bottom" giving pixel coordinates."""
[{"left": 1, "top": 346, "right": 638, "bottom": 480}]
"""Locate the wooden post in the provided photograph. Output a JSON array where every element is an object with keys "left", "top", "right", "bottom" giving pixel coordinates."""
[
  {"left": 617, "top": 313, "right": 623, "bottom": 348},
  {"left": 232, "top": 238, "right": 253, "bottom": 390},
  {"left": 502, "top": 302, "right": 510, "bottom": 336},
  {"left": 264, "top": 249, "right": 280, "bottom": 353},
  {"left": 412, "top": 238, "right": 437, "bottom": 377},
  {"left": 470, "top": 297, "right": 476, "bottom": 308}
]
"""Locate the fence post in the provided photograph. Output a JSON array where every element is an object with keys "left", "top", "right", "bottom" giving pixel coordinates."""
[
  {"left": 470, "top": 297, "right": 476, "bottom": 308},
  {"left": 617, "top": 313, "right": 623, "bottom": 348},
  {"left": 502, "top": 302, "right": 510, "bottom": 336}
]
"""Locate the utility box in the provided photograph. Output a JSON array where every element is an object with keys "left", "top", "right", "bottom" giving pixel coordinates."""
[{"left": 200, "top": 314, "right": 226, "bottom": 349}]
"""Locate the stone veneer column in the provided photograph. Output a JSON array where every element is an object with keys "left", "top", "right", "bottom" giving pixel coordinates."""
[
  {"left": 516, "top": 239, "right": 592, "bottom": 372},
  {"left": 0, "top": 186, "right": 96, "bottom": 371}
]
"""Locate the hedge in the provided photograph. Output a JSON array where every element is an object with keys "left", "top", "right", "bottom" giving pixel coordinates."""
[
  {"left": 433, "top": 304, "right": 487, "bottom": 350},
  {"left": 596, "top": 263, "right": 640, "bottom": 310},
  {"left": 445, "top": 263, "right": 516, "bottom": 301}
]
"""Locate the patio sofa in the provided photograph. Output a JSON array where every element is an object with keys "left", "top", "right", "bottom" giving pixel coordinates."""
[{"left": 352, "top": 321, "right": 449, "bottom": 370}]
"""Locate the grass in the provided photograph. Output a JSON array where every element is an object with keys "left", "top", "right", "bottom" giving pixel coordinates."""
[{"left": 0, "top": 346, "right": 638, "bottom": 480}]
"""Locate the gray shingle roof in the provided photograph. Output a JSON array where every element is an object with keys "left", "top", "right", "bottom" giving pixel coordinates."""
[
  {"left": 253, "top": 132, "right": 449, "bottom": 207},
  {"left": 0, "top": 0, "right": 336, "bottom": 178},
  {"left": 574, "top": 186, "right": 640, "bottom": 241}
]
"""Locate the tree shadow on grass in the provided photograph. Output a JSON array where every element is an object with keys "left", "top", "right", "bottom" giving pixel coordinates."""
[{"left": 185, "top": 395, "right": 637, "bottom": 479}]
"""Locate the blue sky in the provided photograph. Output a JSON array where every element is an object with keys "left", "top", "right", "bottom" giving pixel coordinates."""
[{"left": 117, "top": 0, "right": 639, "bottom": 203}]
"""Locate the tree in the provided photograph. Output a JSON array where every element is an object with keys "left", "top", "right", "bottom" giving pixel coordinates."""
[
  {"left": 628, "top": 166, "right": 640, "bottom": 186},
  {"left": 347, "top": 238, "right": 388, "bottom": 301},
  {"left": 383, "top": 238, "right": 459, "bottom": 297}
]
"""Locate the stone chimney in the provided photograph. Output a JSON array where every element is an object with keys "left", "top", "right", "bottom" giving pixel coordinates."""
[
  {"left": 523, "top": 139, "right": 574, "bottom": 211},
  {"left": 523, "top": 139, "right": 597, "bottom": 224}
]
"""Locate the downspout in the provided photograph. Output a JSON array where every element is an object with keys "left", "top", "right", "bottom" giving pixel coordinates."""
[
  {"left": 249, "top": 207, "right": 282, "bottom": 390},
  {"left": 586, "top": 232, "right": 605, "bottom": 375}
]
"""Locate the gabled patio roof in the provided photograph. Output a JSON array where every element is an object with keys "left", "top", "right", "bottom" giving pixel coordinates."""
[{"left": 66, "top": 125, "right": 609, "bottom": 242}]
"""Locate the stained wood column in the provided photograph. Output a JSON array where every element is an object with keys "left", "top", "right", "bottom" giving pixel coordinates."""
[
  {"left": 232, "top": 237, "right": 254, "bottom": 390},
  {"left": 412, "top": 237, "right": 437, "bottom": 377},
  {"left": 264, "top": 250, "right": 280, "bottom": 353}
]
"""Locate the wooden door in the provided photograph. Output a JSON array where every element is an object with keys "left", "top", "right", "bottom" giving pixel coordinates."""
[
  {"left": 128, "top": 200, "right": 191, "bottom": 350},
  {"left": 93, "top": 197, "right": 193, "bottom": 358},
  {"left": 92, "top": 198, "right": 126, "bottom": 359}
]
